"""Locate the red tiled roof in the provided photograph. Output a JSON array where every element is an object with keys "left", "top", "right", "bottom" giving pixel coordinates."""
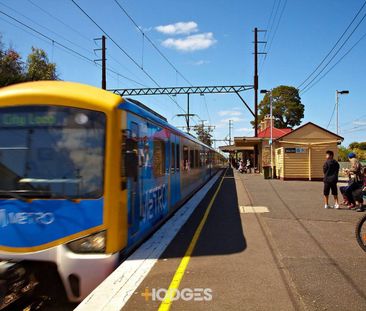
[{"left": 257, "top": 127, "right": 292, "bottom": 139}]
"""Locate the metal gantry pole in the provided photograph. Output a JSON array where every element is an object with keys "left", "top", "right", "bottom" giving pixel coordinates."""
[
  {"left": 102, "top": 35, "right": 106, "bottom": 90},
  {"left": 336, "top": 90, "right": 339, "bottom": 135},
  {"left": 270, "top": 91, "right": 273, "bottom": 178}
]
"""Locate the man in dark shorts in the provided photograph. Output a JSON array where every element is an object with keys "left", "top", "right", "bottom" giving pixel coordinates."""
[{"left": 323, "top": 150, "right": 340, "bottom": 209}]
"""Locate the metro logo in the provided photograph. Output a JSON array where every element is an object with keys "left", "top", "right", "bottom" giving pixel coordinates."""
[{"left": 0, "top": 209, "right": 55, "bottom": 227}]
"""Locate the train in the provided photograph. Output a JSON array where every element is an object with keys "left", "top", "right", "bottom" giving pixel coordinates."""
[{"left": 0, "top": 81, "right": 225, "bottom": 307}]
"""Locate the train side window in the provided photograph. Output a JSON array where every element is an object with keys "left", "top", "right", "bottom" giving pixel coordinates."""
[
  {"left": 195, "top": 150, "right": 199, "bottom": 168},
  {"left": 183, "top": 145, "right": 188, "bottom": 170},
  {"left": 171, "top": 142, "right": 175, "bottom": 172},
  {"left": 176, "top": 144, "right": 180, "bottom": 170},
  {"left": 153, "top": 139, "right": 165, "bottom": 177},
  {"left": 189, "top": 149, "right": 194, "bottom": 169},
  {"left": 121, "top": 128, "right": 138, "bottom": 190}
]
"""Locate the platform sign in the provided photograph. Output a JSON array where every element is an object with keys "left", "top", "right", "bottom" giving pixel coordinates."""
[{"left": 285, "top": 147, "right": 306, "bottom": 154}]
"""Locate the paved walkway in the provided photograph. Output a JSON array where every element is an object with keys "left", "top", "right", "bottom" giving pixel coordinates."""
[{"left": 122, "top": 169, "right": 366, "bottom": 311}]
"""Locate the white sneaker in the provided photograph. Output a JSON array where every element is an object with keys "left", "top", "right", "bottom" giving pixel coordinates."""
[
  {"left": 334, "top": 204, "right": 340, "bottom": 209},
  {"left": 324, "top": 205, "right": 331, "bottom": 209}
]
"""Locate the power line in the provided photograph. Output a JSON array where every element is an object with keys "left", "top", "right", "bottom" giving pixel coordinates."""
[
  {"left": 70, "top": 0, "right": 186, "bottom": 113},
  {"left": 263, "top": 0, "right": 278, "bottom": 43},
  {"left": 0, "top": 9, "right": 147, "bottom": 87},
  {"left": 112, "top": 0, "right": 193, "bottom": 86},
  {"left": 0, "top": 1, "right": 92, "bottom": 56},
  {"left": 298, "top": 0, "right": 366, "bottom": 89},
  {"left": 26, "top": 0, "right": 91, "bottom": 43},
  {"left": 70, "top": 0, "right": 159, "bottom": 87},
  {"left": 260, "top": 0, "right": 287, "bottom": 73},
  {"left": 300, "top": 11, "right": 366, "bottom": 93},
  {"left": 301, "top": 30, "right": 366, "bottom": 94},
  {"left": 326, "top": 103, "right": 337, "bottom": 129}
]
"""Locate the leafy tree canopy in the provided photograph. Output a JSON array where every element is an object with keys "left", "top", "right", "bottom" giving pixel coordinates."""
[
  {"left": 252, "top": 85, "right": 304, "bottom": 129},
  {"left": 0, "top": 38, "right": 58, "bottom": 87},
  {"left": 193, "top": 124, "right": 213, "bottom": 147}
]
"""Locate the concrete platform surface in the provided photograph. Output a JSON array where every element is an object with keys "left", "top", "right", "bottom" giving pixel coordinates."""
[{"left": 109, "top": 168, "right": 366, "bottom": 311}]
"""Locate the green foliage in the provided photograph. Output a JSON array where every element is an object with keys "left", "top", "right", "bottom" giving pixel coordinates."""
[
  {"left": 0, "top": 38, "right": 58, "bottom": 87},
  {"left": 0, "top": 48, "right": 24, "bottom": 86},
  {"left": 193, "top": 124, "right": 213, "bottom": 147},
  {"left": 252, "top": 85, "right": 304, "bottom": 129},
  {"left": 343, "top": 142, "right": 366, "bottom": 161},
  {"left": 338, "top": 146, "right": 351, "bottom": 161},
  {"left": 26, "top": 47, "right": 57, "bottom": 81},
  {"left": 349, "top": 142, "right": 360, "bottom": 150},
  {"left": 357, "top": 142, "right": 366, "bottom": 150}
]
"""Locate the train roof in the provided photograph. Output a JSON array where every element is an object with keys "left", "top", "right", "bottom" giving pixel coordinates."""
[
  {"left": 0, "top": 81, "right": 219, "bottom": 153},
  {"left": 0, "top": 81, "right": 122, "bottom": 113},
  {"left": 121, "top": 98, "right": 217, "bottom": 152}
]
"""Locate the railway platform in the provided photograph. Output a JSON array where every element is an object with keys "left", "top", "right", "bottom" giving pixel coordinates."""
[{"left": 77, "top": 168, "right": 366, "bottom": 311}]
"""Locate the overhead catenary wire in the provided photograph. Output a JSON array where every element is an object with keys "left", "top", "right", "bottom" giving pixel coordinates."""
[
  {"left": 298, "top": 0, "right": 366, "bottom": 90},
  {"left": 326, "top": 102, "right": 337, "bottom": 129},
  {"left": 0, "top": 1, "right": 93, "bottom": 56},
  {"left": 70, "top": 0, "right": 187, "bottom": 114},
  {"left": 112, "top": 0, "right": 193, "bottom": 87},
  {"left": 301, "top": 30, "right": 366, "bottom": 94},
  {"left": 0, "top": 10, "right": 148, "bottom": 87},
  {"left": 26, "top": 0, "right": 91, "bottom": 43},
  {"left": 260, "top": 0, "right": 288, "bottom": 73}
]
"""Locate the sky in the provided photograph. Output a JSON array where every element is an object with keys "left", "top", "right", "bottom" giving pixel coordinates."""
[{"left": 0, "top": 0, "right": 365, "bottom": 147}]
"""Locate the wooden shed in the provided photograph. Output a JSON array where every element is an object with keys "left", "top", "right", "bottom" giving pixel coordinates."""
[{"left": 274, "top": 122, "right": 343, "bottom": 181}]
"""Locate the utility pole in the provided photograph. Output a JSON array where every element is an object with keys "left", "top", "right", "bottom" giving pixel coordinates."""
[
  {"left": 254, "top": 27, "right": 259, "bottom": 138},
  {"left": 187, "top": 93, "right": 190, "bottom": 132},
  {"left": 335, "top": 90, "right": 349, "bottom": 135},
  {"left": 94, "top": 35, "right": 107, "bottom": 90},
  {"left": 229, "top": 119, "right": 233, "bottom": 145},
  {"left": 253, "top": 27, "right": 266, "bottom": 169},
  {"left": 102, "top": 35, "right": 106, "bottom": 90}
]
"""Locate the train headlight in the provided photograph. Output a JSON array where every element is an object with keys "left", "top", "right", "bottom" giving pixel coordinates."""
[{"left": 66, "top": 231, "right": 106, "bottom": 254}]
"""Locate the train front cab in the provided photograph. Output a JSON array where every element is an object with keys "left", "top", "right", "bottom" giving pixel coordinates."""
[{"left": 0, "top": 82, "right": 128, "bottom": 302}]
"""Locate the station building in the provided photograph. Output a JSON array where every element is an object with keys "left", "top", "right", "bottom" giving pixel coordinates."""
[{"left": 220, "top": 116, "right": 344, "bottom": 181}]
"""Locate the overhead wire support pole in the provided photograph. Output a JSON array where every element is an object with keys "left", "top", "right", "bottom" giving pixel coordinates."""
[
  {"left": 253, "top": 27, "right": 266, "bottom": 170},
  {"left": 94, "top": 35, "right": 107, "bottom": 90}
]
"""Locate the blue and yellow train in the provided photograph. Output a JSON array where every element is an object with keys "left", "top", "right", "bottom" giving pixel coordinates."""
[{"left": 0, "top": 81, "right": 225, "bottom": 305}]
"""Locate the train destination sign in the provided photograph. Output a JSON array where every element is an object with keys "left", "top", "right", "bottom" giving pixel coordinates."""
[{"left": 0, "top": 113, "right": 57, "bottom": 127}]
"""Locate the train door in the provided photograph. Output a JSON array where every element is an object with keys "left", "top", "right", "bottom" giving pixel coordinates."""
[
  {"left": 128, "top": 121, "right": 140, "bottom": 235},
  {"left": 170, "top": 134, "right": 180, "bottom": 207}
]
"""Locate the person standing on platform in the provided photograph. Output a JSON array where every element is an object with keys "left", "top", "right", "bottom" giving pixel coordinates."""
[{"left": 323, "top": 150, "right": 340, "bottom": 209}]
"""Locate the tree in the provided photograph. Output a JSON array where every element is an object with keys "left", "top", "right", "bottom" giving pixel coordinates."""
[
  {"left": 357, "top": 142, "right": 366, "bottom": 150},
  {"left": 194, "top": 124, "right": 213, "bottom": 147},
  {"left": 252, "top": 85, "right": 304, "bottom": 129},
  {"left": 349, "top": 142, "right": 360, "bottom": 150},
  {"left": 25, "top": 47, "right": 57, "bottom": 81},
  {"left": 338, "top": 146, "right": 351, "bottom": 161},
  {"left": 0, "top": 44, "right": 24, "bottom": 86},
  {"left": 0, "top": 37, "right": 58, "bottom": 87}
]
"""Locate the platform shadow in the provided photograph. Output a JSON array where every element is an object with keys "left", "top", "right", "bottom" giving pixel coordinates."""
[{"left": 159, "top": 168, "right": 247, "bottom": 259}]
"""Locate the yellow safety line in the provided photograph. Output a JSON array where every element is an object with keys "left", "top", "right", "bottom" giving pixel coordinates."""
[{"left": 158, "top": 168, "right": 228, "bottom": 311}]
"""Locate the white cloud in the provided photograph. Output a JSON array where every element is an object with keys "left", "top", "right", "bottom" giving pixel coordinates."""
[
  {"left": 155, "top": 21, "right": 198, "bottom": 35},
  {"left": 235, "top": 127, "right": 253, "bottom": 133},
  {"left": 162, "top": 33, "right": 217, "bottom": 52},
  {"left": 353, "top": 120, "right": 366, "bottom": 125},
  {"left": 191, "top": 60, "right": 210, "bottom": 66},
  {"left": 218, "top": 110, "right": 242, "bottom": 117},
  {"left": 220, "top": 117, "right": 245, "bottom": 123}
]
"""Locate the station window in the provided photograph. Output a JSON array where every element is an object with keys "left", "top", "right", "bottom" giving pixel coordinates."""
[
  {"left": 153, "top": 139, "right": 165, "bottom": 177},
  {"left": 171, "top": 142, "right": 175, "bottom": 171}
]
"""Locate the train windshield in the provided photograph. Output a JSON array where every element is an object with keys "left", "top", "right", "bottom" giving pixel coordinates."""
[{"left": 0, "top": 105, "right": 106, "bottom": 199}]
